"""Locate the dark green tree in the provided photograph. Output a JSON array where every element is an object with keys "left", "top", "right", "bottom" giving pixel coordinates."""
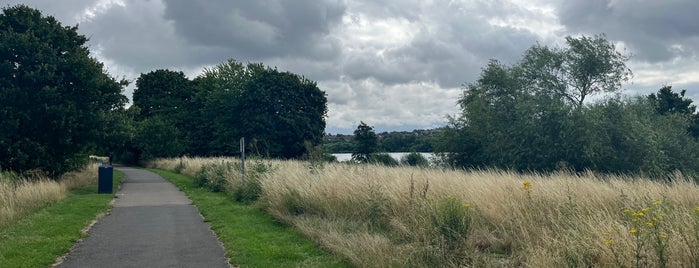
[
  {"left": 351, "top": 121, "right": 378, "bottom": 163},
  {"left": 132, "top": 69, "right": 193, "bottom": 121},
  {"left": 0, "top": 5, "right": 127, "bottom": 176},
  {"left": 195, "top": 60, "right": 327, "bottom": 158},
  {"left": 648, "top": 86, "right": 699, "bottom": 138},
  {"left": 436, "top": 36, "right": 631, "bottom": 172},
  {"left": 133, "top": 116, "right": 185, "bottom": 161},
  {"left": 400, "top": 152, "right": 429, "bottom": 167},
  {"left": 131, "top": 69, "right": 194, "bottom": 156}
]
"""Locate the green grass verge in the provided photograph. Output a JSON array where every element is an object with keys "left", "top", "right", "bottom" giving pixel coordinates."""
[
  {"left": 150, "top": 169, "right": 350, "bottom": 268},
  {"left": 0, "top": 170, "right": 124, "bottom": 268}
]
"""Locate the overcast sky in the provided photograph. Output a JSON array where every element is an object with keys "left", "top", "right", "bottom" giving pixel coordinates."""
[{"left": 5, "top": 0, "right": 699, "bottom": 134}]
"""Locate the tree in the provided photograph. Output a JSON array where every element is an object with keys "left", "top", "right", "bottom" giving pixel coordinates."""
[
  {"left": 133, "top": 116, "right": 185, "bottom": 161},
  {"left": 131, "top": 69, "right": 194, "bottom": 155},
  {"left": 0, "top": 5, "right": 127, "bottom": 176},
  {"left": 194, "top": 60, "right": 327, "bottom": 158},
  {"left": 521, "top": 34, "right": 631, "bottom": 107},
  {"left": 648, "top": 86, "right": 699, "bottom": 138},
  {"left": 351, "top": 121, "right": 378, "bottom": 163},
  {"left": 132, "top": 69, "right": 193, "bottom": 121},
  {"left": 236, "top": 64, "right": 327, "bottom": 158},
  {"left": 400, "top": 152, "right": 429, "bottom": 167}
]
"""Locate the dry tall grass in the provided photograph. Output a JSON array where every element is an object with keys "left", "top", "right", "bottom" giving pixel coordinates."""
[
  {"left": 150, "top": 157, "right": 699, "bottom": 267},
  {"left": 0, "top": 164, "right": 100, "bottom": 227}
]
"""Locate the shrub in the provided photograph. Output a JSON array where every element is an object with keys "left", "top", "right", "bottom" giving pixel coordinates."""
[
  {"left": 400, "top": 152, "right": 430, "bottom": 167},
  {"left": 194, "top": 162, "right": 237, "bottom": 192},
  {"left": 432, "top": 196, "right": 472, "bottom": 264},
  {"left": 233, "top": 177, "right": 262, "bottom": 203},
  {"left": 369, "top": 153, "right": 399, "bottom": 167}
]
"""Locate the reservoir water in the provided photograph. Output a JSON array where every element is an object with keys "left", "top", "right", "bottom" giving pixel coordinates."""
[{"left": 331, "top": 152, "right": 434, "bottom": 162}]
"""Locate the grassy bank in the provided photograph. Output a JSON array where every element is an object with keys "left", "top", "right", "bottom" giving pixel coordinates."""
[
  {"left": 150, "top": 169, "right": 349, "bottom": 267},
  {"left": 150, "top": 157, "right": 699, "bottom": 267},
  {"left": 0, "top": 167, "right": 123, "bottom": 267}
]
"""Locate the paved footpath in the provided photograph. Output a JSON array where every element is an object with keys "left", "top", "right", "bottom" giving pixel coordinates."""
[{"left": 57, "top": 167, "right": 229, "bottom": 268}]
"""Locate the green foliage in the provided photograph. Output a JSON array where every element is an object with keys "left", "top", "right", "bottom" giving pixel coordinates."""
[
  {"left": 133, "top": 116, "right": 185, "bottom": 162},
  {"left": 432, "top": 196, "right": 471, "bottom": 264},
  {"left": 436, "top": 34, "right": 699, "bottom": 179},
  {"left": 194, "top": 60, "right": 327, "bottom": 158},
  {"left": 233, "top": 176, "right": 262, "bottom": 204},
  {"left": 123, "top": 60, "right": 327, "bottom": 161},
  {"left": 521, "top": 34, "right": 631, "bottom": 107},
  {"left": 193, "top": 158, "right": 273, "bottom": 202},
  {"left": 648, "top": 86, "right": 699, "bottom": 138},
  {"left": 0, "top": 5, "right": 127, "bottom": 176},
  {"left": 369, "top": 153, "right": 399, "bottom": 167},
  {"left": 194, "top": 161, "right": 237, "bottom": 192},
  {"left": 401, "top": 152, "right": 430, "bottom": 167},
  {"left": 133, "top": 69, "right": 193, "bottom": 121},
  {"left": 352, "top": 121, "right": 378, "bottom": 163},
  {"left": 324, "top": 130, "right": 437, "bottom": 154}
]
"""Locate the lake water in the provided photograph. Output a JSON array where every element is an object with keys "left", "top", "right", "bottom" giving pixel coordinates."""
[{"left": 332, "top": 152, "right": 434, "bottom": 162}]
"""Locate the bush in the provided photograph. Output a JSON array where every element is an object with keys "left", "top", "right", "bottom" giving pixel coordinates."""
[
  {"left": 432, "top": 196, "right": 472, "bottom": 264},
  {"left": 233, "top": 177, "right": 262, "bottom": 203},
  {"left": 400, "top": 152, "right": 430, "bottom": 167},
  {"left": 194, "top": 162, "right": 237, "bottom": 192},
  {"left": 369, "top": 153, "right": 399, "bottom": 167}
]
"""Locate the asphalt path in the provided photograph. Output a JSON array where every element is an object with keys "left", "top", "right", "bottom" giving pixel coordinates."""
[{"left": 56, "top": 167, "right": 229, "bottom": 268}]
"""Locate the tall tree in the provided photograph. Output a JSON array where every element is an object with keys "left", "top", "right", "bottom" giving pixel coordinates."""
[
  {"left": 132, "top": 69, "right": 193, "bottom": 121},
  {"left": 521, "top": 34, "right": 631, "bottom": 107},
  {"left": 195, "top": 60, "right": 327, "bottom": 158},
  {"left": 0, "top": 5, "right": 127, "bottom": 176},
  {"left": 648, "top": 86, "right": 699, "bottom": 138},
  {"left": 352, "top": 121, "right": 378, "bottom": 163}
]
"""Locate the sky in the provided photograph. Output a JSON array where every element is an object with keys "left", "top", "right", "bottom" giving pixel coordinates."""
[{"left": 5, "top": 0, "right": 699, "bottom": 134}]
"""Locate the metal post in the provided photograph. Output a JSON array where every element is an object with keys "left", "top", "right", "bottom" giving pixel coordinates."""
[{"left": 240, "top": 137, "right": 246, "bottom": 185}]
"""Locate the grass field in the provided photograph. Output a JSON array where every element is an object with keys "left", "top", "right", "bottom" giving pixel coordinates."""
[
  {"left": 0, "top": 166, "right": 123, "bottom": 267},
  {"left": 150, "top": 157, "right": 699, "bottom": 267}
]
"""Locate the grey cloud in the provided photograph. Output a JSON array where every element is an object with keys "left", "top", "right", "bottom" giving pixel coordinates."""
[
  {"left": 162, "top": 0, "right": 346, "bottom": 61},
  {"left": 3, "top": 0, "right": 93, "bottom": 25},
  {"left": 77, "top": 1, "right": 192, "bottom": 71},
  {"left": 338, "top": 0, "right": 541, "bottom": 88},
  {"left": 557, "top": 0, "right": 699, "bottom": 62}
]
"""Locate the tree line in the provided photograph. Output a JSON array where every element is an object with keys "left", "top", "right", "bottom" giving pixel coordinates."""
[
  {"left": 122, "top": 61, "right": 327, "bottom": 163},
  {"left": 324, "top": 129, "right": 436, "bottom": 153},
  {"left": 0, "top": 6, "right": 327, "bottom": 176},
  {"left": 434, "top": 35, "right": 699, "bottom": 179}
]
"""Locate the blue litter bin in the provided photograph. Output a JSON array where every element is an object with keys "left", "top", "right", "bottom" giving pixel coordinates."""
[{"left": 98, "top": 164, "right": 113, "bottom": 194}]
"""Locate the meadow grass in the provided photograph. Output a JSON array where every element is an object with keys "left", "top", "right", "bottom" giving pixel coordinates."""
[
  {"left": 0, "top": 167, "right": 123, "bottom": 267},
  {"left": 0, "top": 164, "right": 101, "bottom": 227},
  {"left": 150, "top": 157, "right": 699, "bottom": 267},
  {"left": 150, "top": 168, "right": 350, "bottom": 267}
]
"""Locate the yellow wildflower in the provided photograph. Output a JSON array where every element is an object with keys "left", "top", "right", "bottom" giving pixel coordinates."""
[
  {"left": 522, "top": 180, "right": 532, "bottom": 192},
  {"left": 659, "top": 233, "right": 668, "bottom": 239},
  {"left": 630, "top": 228, "right": 638, "bottom": 234},
  {"left": 604, "top": 239, "right": 613, "bottom": 246},
  {"left": 634, "top": 211, "right": 645, "bottom": 217},
  {"left": 463, "top": 203, "right": 470, "bottom": 208},
  {"left": 642, "top": 207, "right": 651, "bottom": 212},
  {"left": 652, "top": 199, "right": 662, "bottom": 206},
  {"left": 695, "top": 206, "right": 699, "bottom": 213},
  {"left": 646, "top": 221, "right": 654, "bottom": 227}
]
